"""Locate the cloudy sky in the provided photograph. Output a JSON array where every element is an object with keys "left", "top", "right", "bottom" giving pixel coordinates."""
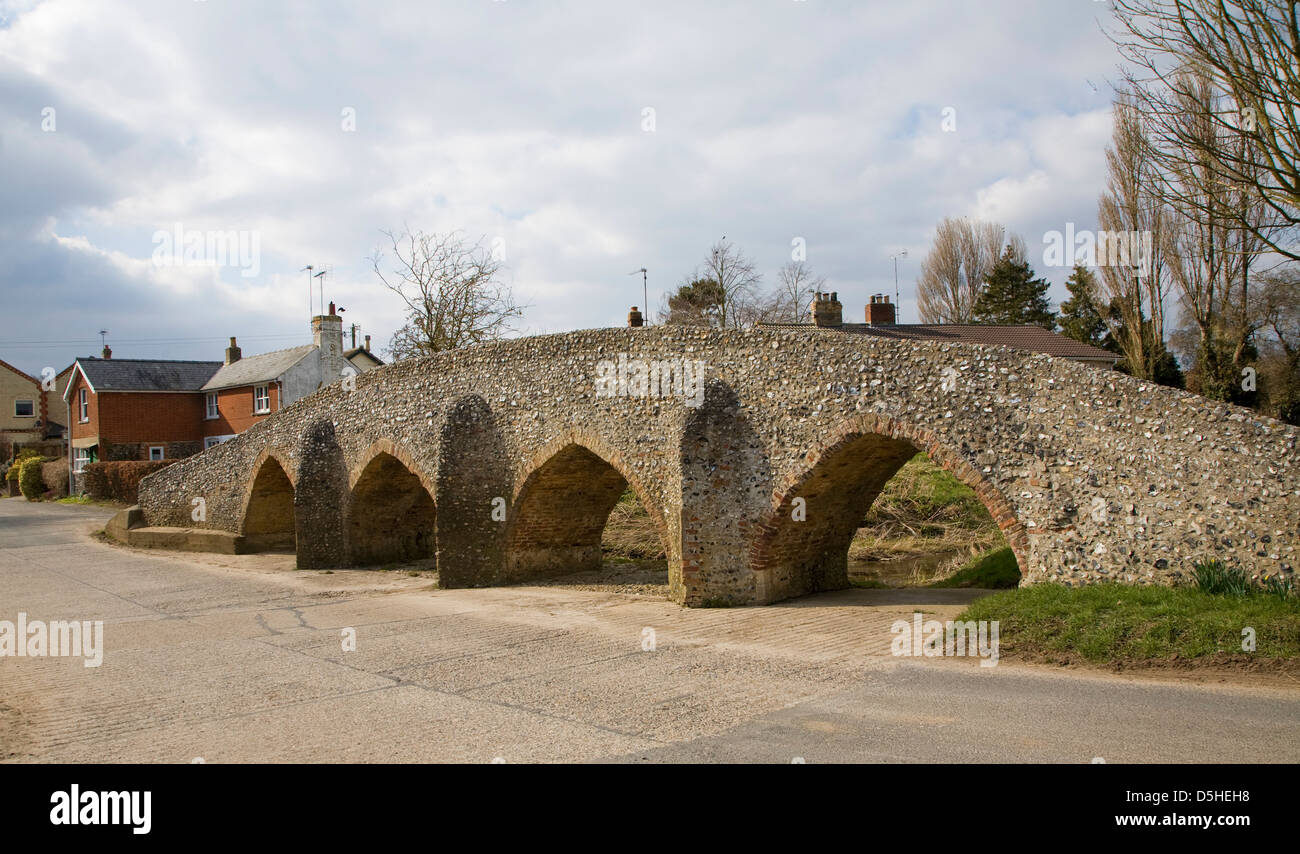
[{"left": 0, "top": 0, "right": 1126, "bottom": 377}]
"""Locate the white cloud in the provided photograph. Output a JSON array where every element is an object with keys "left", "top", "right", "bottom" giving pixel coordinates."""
[{"left": 0, "top": 0, "right": 1126, "bottom": 371}]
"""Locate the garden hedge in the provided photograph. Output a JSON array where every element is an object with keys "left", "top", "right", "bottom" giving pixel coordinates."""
[{"left": 83, "top": 460, "right": 175, "bottom": 504}]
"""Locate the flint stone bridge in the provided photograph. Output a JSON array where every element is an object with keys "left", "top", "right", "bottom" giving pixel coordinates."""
[{"left": 129, "top": 327, "right": 1299, "bottom": 606}]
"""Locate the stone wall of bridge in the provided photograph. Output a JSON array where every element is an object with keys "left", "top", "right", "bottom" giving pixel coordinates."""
[{"left": 136, "top": 326, "right": 1299, "bottom": 605}]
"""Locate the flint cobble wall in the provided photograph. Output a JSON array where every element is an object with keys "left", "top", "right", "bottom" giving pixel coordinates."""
[{"left": 136, "top": 326, "right": 1300, "bottom": 606}]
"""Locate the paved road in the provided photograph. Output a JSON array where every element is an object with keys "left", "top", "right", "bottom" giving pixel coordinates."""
[{"left": 2, "top": 498, "right": 1297, "bottom": 763}]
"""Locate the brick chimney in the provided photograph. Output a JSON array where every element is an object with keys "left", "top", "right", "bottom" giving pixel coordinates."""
[
  {"left": 313, "top": 300, "right": 345, "bottom": 382},
  {"left": 101, "top": 345, "right": 112, "bottom": 359},
  {"left": 627, "top": 306, "right": 645, "bottom": 328},
  {"left": 866, "top": 294, "right": 896, "bottom": 326},
  {"left": 810, "top": 292, "right": 843, "bottom": 327},
  {"left": 225, "top": 336, "right": 242, "bottom": 365},
  {"left": 364, "top": 334, "right": 371, "bottom": 352}
]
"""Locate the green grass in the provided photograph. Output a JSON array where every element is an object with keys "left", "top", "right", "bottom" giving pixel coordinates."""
[
  {"left": 56, "top": 495, "right": 124, "bottom": 508},
  {"left": 957, "top": 583, "right": 1300, "bottom": 663},
  {"left": 868, "top": 453, "right": 992, "bottom": 528},
  {"left": 928, "top": 546, "right": 1021, "bottom": 589}
]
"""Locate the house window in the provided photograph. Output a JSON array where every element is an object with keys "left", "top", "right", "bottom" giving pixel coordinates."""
[
  {"left": 14, "top": 399, "right": 34, "bottom": 417},
  {"left": 149, "top": 446, "right": 165, "bottom": 461},
  {"left": 73, "top": 447, "right": 94, "bottom": 473},
  {"left": 204, "top": 435, "right": 233, "bottom": 450},
  {"left": 254, "top": 385, "right": 270, "bottom": 414},
  {"left": 206, "top": 392, "right": 219, "bottom": 419},
  {"left": 78, "top": 388, "right": 88, "bottom": 422}
]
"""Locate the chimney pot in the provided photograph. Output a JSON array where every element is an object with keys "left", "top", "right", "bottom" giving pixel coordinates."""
[
  {"left": 328, "top": 301, "right": 336, "bottom": 316},
  {"left": 225, "top": 336, "right": 242, "bottom": 365},
  {"left": 627, "top": 306, "right": 645, "bottom": 328},
  {"left": 364, "top": 334, "right": 371, "bottom": 352},
  {"left": 101, "top": 345, "right": 112, "bottom": 359}
]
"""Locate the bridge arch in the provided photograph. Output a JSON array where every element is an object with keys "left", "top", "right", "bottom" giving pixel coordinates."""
[
  {"left": 750, "top": 413, "right": 1027, "bottom": 602},
  {"left": 346, "top": 439, "right": 437, "bottom": 567},
  {"left": 239, "top": 449, "right": 297, "bottom": 551},
  {"left": 504, "top": 430, "right": 672, "bottom": 584}
]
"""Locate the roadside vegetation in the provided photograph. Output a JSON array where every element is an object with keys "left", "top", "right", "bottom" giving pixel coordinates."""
[{"left": 959, "top": 562, "right": 1300, "bottom": 667}]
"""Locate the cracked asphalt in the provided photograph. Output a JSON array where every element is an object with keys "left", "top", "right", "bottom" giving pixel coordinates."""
[{"left": 2, "top": 498, "right": 1297, "bottom": 763}]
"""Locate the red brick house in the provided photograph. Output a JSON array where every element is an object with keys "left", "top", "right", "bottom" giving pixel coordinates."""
[
  {"left": 63, "top": 352, "right": 223, "bottom": 480},
  {"left": 62, "top": 306, "right": 384, "bottom": 487}
]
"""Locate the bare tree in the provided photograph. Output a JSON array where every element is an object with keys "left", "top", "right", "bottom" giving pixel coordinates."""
[
  {"left": 916, "top": 217, "right": 1008, "bottom": 323},
  {"left": 1157, "top": 72, "right": 1272, "bottom": 400},
  {"left": 1097, "top": 95, "right": 1174, "bottom": 382},
  {"left": 774, "top": 260, "right": 827, "bottom": 323},
  {"left": 686, "top": 239, "right": 764, "bottom": 329},
  {"left": 372, "top": 228, "right": 524, "bottom": 359},
  {"left": 1110, "top": 0, "right": 1300, "bottom": 260}
]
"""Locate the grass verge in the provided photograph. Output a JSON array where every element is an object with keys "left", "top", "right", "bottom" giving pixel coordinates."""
[
  {"left": 928, "top": 546, "right": 1020, "bottom": 589},
  {"left": 957, "top": 582, "right": 1300, "bottom": 667}
]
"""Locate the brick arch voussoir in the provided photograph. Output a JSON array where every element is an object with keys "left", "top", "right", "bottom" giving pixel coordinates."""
[
  {"left": 348, "top": 438, "right": 438, "bottom": 501},
  {"left": 510, "top": 428, "right": 672, "bottom": 557},
  {"left": 751, "top": 412, "right": 1028, "bottom": 576}
]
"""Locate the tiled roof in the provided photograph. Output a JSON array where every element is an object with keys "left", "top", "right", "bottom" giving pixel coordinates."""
[
  {"left": 73, "top": 357, "right": 222, "bottom": 393},
  {"left": 201, "top": 345, "right": 315, "bottom": 391},
  {"left": 758, "top": 322, "right": 1118, "bottom": 361}
]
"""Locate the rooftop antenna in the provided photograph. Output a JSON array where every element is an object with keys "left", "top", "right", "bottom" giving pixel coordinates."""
[
  {"left": 98, "top": 330, "right": 108, "bottom": 348},
  {"left": 628, "top": 268, "right": 648, "bottom": 325},
  {"left": 890, "top": 250, "right": 908, "bottom": 322},
  {"left": 300, "top": 265, "right": 314, "bottom": 320},
  {"left": 313, "top": 269, "right": 327, "bottom": 315}
]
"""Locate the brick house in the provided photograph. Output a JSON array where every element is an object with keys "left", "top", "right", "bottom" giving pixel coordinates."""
[
  {"left": 199, "top": 304, "right": 383, "bottom": 448},
  {"left": 63, "top": 305, "right": 384, "bottom": 486},
  {"left": 63, "top": 353, "right": 223, "bottom": 481}
]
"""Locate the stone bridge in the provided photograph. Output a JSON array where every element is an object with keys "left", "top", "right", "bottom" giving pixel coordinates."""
[{"left": 131, "top": 326, "right": 1299, "bottom": 606}]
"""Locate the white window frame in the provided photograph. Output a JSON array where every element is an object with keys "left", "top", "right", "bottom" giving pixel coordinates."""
[
  {"left": 73, "top": 448, "right": 91, "bottom": 473},
  {"left": 14, "top": 399, "right": 34, "bottom": 418},
  {"left": 205, "top": 392, "right": 219, "bottom": 420},
  {"left": 204, "top": 435, "right": 234, "bottom": 450},
  {"left": 148, "top": 446, "right": 165, "bottom": 461},
  {"left": 78, "top": 388, "right": 88, "bottom": 422},
  {"left": 253, "top": 385, "right": 270, "bottom": 414}
]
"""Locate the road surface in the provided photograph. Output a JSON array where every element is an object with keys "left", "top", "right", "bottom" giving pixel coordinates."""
[{"left": 2, "top": 498, "right": 1296, "bottom": 763}]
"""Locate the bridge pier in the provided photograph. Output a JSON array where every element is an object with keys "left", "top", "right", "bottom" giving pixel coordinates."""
[
  {"left": 295, "top": 419, "right": 349, "bottom": 569},
  {"left": 436, "top": 395, "right": 512, "bottom": 587}
]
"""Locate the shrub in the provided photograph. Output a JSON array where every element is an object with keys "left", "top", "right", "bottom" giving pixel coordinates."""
[
  {"left": 18, "top": 457, "right": 46, "bottom": 500},
  {"left": 82, "top": 460, "right": 174, "bottom": 504},
  {"left": 40, "top": 459, "right": 69, "bottom": 499},
  {"left": 6, "top": 448, "right": 40, "bottom": 482}
]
